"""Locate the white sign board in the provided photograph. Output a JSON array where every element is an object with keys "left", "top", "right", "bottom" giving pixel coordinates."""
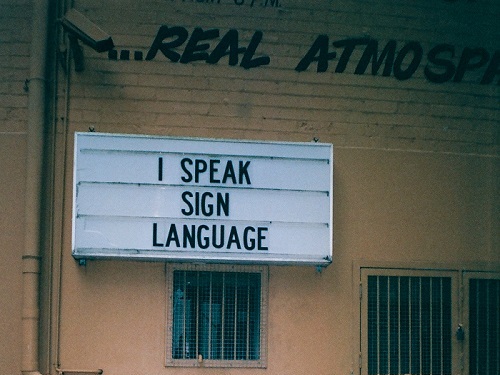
[{"left": 72, "top": 133, "right": 333, "bottom": 266}]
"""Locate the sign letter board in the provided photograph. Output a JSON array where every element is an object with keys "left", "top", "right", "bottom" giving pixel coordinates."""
[{"left": 72, "top": 133, "right": 333, "bottom": 266}]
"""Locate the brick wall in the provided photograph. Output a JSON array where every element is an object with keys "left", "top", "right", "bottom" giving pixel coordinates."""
[
  {"left": 0, "top": 1, "right": 498, "bottom": 374},
  {"left": 48, "top": 2, "right": 500, "bottom": 374},
  {"left": 65, "top": 0, "right": 499, "bottom": 155},
  {"left": 0, "top": 0, "right": 31, "bottom": 134},
  {"left": 0, "top": 0, "right": 31, "bottom": 374}
]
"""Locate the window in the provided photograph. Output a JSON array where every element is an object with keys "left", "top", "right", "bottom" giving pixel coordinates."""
[{"left": 166, "top": 264, "right": 268, "bottom": 368}]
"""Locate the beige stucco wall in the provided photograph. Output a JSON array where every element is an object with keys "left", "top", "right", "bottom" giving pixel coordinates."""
[
  {"left": 1, "top": 0, "right": 499, "bottom": 374},
  {"left": 0, "top": 135, "right": 26, "bottom": 374},
  {"left": 0, "top": 1, "right": 31, "bottom": 374},
  {"left": 52, "top": 147, "right": 498, "bottom": 375}
]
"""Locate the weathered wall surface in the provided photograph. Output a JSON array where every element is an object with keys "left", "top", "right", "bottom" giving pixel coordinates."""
[
  {"left": 67, "top": 0, "right": 499, "bottom": 154},
  {"left": 0, "top": 0, "right": 498, "bottom": 374},
  {"left": 0, "top": 1, "right": 30, "bottom": 374},
  {"left": 50, "top": 1, "right": 498, "bottom": 374}
]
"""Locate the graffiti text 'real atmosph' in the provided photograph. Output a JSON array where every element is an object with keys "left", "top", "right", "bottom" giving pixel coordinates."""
[{"left": 108, "top": 25, "right": 499, "bottom": 85}]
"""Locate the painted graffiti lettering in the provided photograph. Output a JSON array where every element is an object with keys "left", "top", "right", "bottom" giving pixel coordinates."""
[
  {"left": 454, "top": 47, "right": 490, "bottom": 82},
  {"left": 425, "top": 45, "right": 500, "bottom": 84},
  {"left": 207, "top": 29, "right": 246, "bottom": 65},
  {"left": 146, "top": 25, "right": 270, "bottom": 69},
  {"left": 145, "top": 25, "right": 188, "bottom": 62},
  {"left": 355, "top": 40, "right": 397, "bottom": 76},
  {"left": 480, "top": 51, "right": 500, "bottom": 84},
  {"left": 180, "top": 27, "right": 220, "bottom": 63},
  {"left": 295, "top": 34, "right": 335, "bottom": 72},
  {"left": 332, "top": 38, "right": 369, "bottom": 73},
  {"left": 114, "top": 25, "right": 499, "bottom": 84},
  {"left": 393, "top": 41, "right": 423, "bottom": 80},
  {"left": 295, "top": 35, "right": 499, "bottom": 84}
]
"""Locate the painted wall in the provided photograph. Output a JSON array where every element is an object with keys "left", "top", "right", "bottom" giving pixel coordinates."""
[
  {"left": 0, "top": 0, "right": 498, "bottom": 374},
  {"left": 0, "top": 1, "right": 31, "bottom": 374}
]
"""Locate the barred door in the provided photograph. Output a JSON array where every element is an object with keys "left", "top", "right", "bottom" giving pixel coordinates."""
[
  {"left": 360, "top": 269, "right": 460, "bottom": 375},
  {"left": 463, "top": 272, "right": 500, "bottom": 375},
  {"left": 361, "top": 269, "right": 500, "bottom": 375}
]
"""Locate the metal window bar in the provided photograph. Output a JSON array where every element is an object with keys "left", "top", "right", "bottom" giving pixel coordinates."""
[
  {"left": 469, "top": 278, "right": 500, "bottom": 375},
  {"left": 195, "top": 271, "right": 200, "bottom": 358},
  {"left": 367, "top": 275, "right": 452, "bottom": 375},
  {"left": 233, "top": 272, "right": 238, "bottom": 359},
  {"left": 221, "top": 272, "right": 225, "bottom": 358}
]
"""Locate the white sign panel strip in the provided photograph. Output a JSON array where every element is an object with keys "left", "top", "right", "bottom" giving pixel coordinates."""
[
  {"left": 73, "top": 133, "right": 333, "bottom": 265},
  {"left": 76, "top": 183, "right": 330, "bottom": 224},
  {"left": 76, "top": 132, "right": 330, "bottom": 160},
  {"left": 74, "top": 217, "right": 330, "bottom": 258},
  {"left": 76, "top": 150, "right": 331, "bottom": 191}
]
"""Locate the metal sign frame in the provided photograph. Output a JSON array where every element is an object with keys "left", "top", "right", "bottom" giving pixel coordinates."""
[{"left": 72, "top": 132, "right": 333, "bottom": 266}]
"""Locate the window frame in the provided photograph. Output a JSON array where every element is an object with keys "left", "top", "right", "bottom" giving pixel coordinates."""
[{"left": 165, "top": 263, "right": 268, "bottom": 368}]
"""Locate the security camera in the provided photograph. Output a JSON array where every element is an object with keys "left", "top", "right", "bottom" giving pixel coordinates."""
[{"left": 61, "top": 9, "right": 114, "bottom": 53}]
